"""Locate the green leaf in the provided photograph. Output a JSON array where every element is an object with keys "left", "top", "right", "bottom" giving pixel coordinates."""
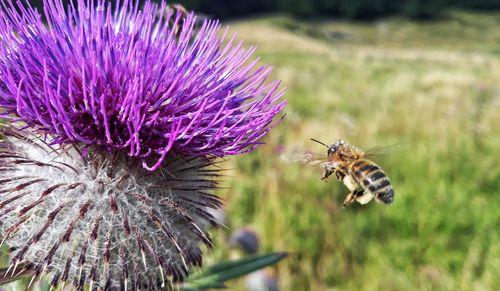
[
  {"left": 183, "top": 252, "right": 287, "bottom": 290},
  {"left": 0, "top": 265, "right": 32, "bottom": 286}
]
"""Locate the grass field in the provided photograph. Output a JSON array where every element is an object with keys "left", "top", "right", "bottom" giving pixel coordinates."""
[
  {"left": 213, "top": 10, "right": 500, "bottom": 291},
  {"left": 1, "top": 10, "right": 500, "bottom": 291}
]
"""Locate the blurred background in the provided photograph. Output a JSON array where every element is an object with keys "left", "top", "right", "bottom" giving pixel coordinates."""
[{"left": 5, "top": 0, "right": 500, "bottom": 290}]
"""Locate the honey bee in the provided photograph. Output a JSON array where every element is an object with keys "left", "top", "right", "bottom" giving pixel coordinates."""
[
  {"left": 311, "top": 138, "right": 394, "bottom": 207},
  {"left": 165, "top": 4, "right": 207, "bottom": 39},
  {"left": 165, "top": 4, "right": 189, "bottom": 38}
]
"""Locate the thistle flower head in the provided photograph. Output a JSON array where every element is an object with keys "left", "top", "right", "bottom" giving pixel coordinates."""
[
  {"left": 0, "top": 0, "right": 285, "bottom": 289},
  {"left": 0, "top": 0, "right": 285, "bottom": 170}
]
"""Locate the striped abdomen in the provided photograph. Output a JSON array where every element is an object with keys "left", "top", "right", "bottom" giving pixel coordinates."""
[{"left": 349, "top": 159, "right": 394, "bottom": 204}]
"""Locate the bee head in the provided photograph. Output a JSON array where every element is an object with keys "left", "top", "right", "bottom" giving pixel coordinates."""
[
  {"left": 310, "top": 138, "right": 347, "bottom": 156},
  {"left": 327, "top": 139, "right": 346, "bottom": 155}
]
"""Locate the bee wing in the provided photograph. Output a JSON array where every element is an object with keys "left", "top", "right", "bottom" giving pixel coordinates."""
[
  {"left": 364, "top": 143, "right": 406, "bottom": 158},
  {"left": 280, "top": 151, "right": 328, "bottom": 167}
]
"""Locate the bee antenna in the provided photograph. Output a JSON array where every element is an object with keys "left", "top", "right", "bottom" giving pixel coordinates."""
[{"left": 310, "top": 138, "right": 329, "bottom": 148}]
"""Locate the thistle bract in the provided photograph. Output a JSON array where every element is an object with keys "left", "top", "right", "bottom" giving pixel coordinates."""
[
  {"left": 0, "top": 0, "right": 285, "bottom": 289},
  {"left": 0, "top": 131, "right": 219, "bottom": 289}
]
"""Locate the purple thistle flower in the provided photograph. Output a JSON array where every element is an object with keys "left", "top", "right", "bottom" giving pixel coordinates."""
[
  {"left": 0, "top": 0, "right": 285, "bottom": 171},
  {"left": 0, "top": 0, "right": 286, "bottom": 289}
]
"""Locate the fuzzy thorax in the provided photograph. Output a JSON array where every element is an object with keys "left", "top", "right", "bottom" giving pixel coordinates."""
[{"left": 0, "top": 132, "right": 222, "bottom": 289}]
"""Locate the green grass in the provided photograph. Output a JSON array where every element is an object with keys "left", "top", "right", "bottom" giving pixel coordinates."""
[{"left": 214, "top": 10, "right": 500, "bottom": 291}]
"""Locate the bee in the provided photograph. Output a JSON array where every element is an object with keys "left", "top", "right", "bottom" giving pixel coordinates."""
[
  {"left": 311, "top": 138, "right": 394, "bottom": 208},
  {"left": 165, "top": 4, "right": 208, "bottom": 39}
]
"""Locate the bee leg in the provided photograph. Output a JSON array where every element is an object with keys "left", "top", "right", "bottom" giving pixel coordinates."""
[
  {"left": 353, "top": 188, "right": 365, "bottom": 198},
  {"left": 343, "top": 189, "right": 364, "bottom": 208},
  {"left": 320, "top": 170, "right": 332, "bottom": 181},
  {"left": 334, "top": 169, "right": 346, "bottom": 181},
  {"left": 342, "top": 192, "right": 356, "bottom": 208},
  {"left": 321, "top": 164, "right": 335, "bottom": 181}
]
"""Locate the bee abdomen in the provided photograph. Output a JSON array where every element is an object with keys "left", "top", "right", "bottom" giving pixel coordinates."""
[
  {"left": 351, "top": 159, "right": 394, "bottom": 204},
  {"left": 351, "top": 160, "right": 379, "bottom": 175},
  {"left": 351, "top": 160, "right": 380, "bottom": 180}
]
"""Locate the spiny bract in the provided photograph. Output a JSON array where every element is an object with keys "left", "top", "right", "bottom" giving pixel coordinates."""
[{"left": 0, "top": 130, "right": 220, "bottom": 289}]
